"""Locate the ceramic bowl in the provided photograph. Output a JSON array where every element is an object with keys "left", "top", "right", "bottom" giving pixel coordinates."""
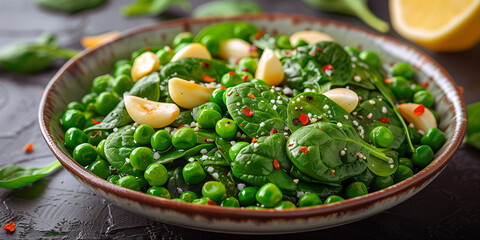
[{"left": 39, "top": 14, "right": 466, "bottom": 234}]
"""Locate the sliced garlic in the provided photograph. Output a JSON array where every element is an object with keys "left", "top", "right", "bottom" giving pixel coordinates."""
[
  {"left": 218, "top": 38, "right": 258, "bottom": 61},
  {"left": 168, "top": 78, "right": 213, "bottom": 109},
  {"left": 397, "top": 103, "right": 437, "bottom": 132},
  {"left": 255, "top": 48, "right": 284, "bottom": 86},
  {"left": 131, "top": 52, "right": 160, "bottom": 82},
  {"left": 124, "top": 95, "right": 179, "bottom": 128},
  {"left": 323, "top": 88, "right": 359, "bottom": 113},
  {"left": 170, "top": 43, "right": 212, "bottom": 62},
  {"left": 289, "top": 30, "right": 334, "bottom": 46}
]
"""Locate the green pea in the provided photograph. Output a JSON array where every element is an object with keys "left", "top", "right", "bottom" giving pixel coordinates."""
[
  {"left": 209, "top": 88, "right": 227, "bottom": 111},
  {"left": 107, "top": 174, "right": 120, "bottom": 184},
  {"left": 91, "top": 74, "right": 112, "bottom": 93},
  {"left": 202, "top": 181, "right": 226, "bottom": 203},
  {"left": 276, "top": 35, "right": 292, "bottom": 49},
  {"left": 392, "top": 62, "right": 414, "bottom": 79},
  {"left": 229, "top": 142, "right": 249, "bottom": 161},
  {"left": 95, "top": 92, "right": 120, "bottom": 116},
  {"left": 238, "top": 186, "right": 258, "bottom": 206},
  {"left": 294, "top": 39, "right": 308, "bottom": 47},
  {"left": 369, "top": 126, "right": 394, "bottom": 148},
  {"left": 172, "top": 127, "right": 196, "bottom": 149},
  {"left": 421, "top": 128, "right": 445, "bottom": 152},
  {"left": 359, "top": 50, "right": 381, "bottom": 69},
  {"left": 117, "top": 175, "right": 141, "bottom": 191},
  {"left": 413, "top": 90, "right": 434, "bottom": 108},
  {"left": 324, "top": 195, "right": 345, "bottom": 204},
  {"left": 298, "top": 193, "right": 323, "bottom": 207},
  {"left": 173, "top": 32, "right": 194, "bottom": 48},
  {"left": 408, "top": 127, "right": 422, "bottom": 145},
  {"left": 146, "top": 186, "right": 171, "bottom": 199},
  {"left": 200, "top": 35, "right": 220, "bottom": 55},
  {"left": 192, "top": 197, "right": 210, "bottom": 205},
  {"left": 73, "top": 143, "right": 97, "bottom": 166},
  {"left": 114, "top": 64, "right": 131, "bottom": 77},
  {"left": 221, "top": 197, "right": 240, "bottom": 208},
  {"left": 133, "top": 124, "right": 155, "bottom": 145},
  {"left": 399, "top": 158, "right": 414, "bottom": 169},
  {"left": 412, "top": 145, "right": 434, "bottom": 168},
  {"left": 66, "top": 101, "right": 85, "bottom": 111},
  {"left": 394, "top": 165, "right": 413, "bottom": 183},
  {"left": 390, "top": 76, "right": 413, "bottom": 100},
  {"left": 156, "top": 49, "right": 173, "bottom": 65},
  {"left": 344, "top": 46, "right": 360, "bottom": 57},
  {"left": 274, "top": 200, "right": 296, "bottom": 210},
  {"left": 96, "top": 139, "right": 107, "bottom": 159},
  {"left": 150, "top": 129, "right": 172, "bottom": 151},
  {"left": 370, "top": 175, "right": 394, "bottom": 191},
  {"left": 179, "top": 191, "right": 198, "bottom": 203},
  {"left": 111, "top": 74, "right": 134, "bottom": 95},
  {"left": 129, "top": 147, "right": 154, "bottom": 171},
  {"left": 237, "top": 57, "right": 257, "bottom": 74},
  {"left": 345, "top": 181, "right": 368, "bottom": 199},
  {"left": 221, "top": 72, "right": 244, "bottom": 87},
  {"left": 87, "top": 158, "right": 111, "bottom": 179},
  {"left": 172, "top": 198, "right": 187, "bottom": 203},
  {"left": 215, "top": 118, "right": 238, "bottom": 139},
  {"left": 197, "top": 109, "right": 222, "bottom": 129},
  {"left": 182, "top": 161, "right": 206, "bottom": 184},
  {"left": 195, "top": 102, "right": 223, "bottom": 118},
  {"left": 86, "top": 130, "right": 106, "bottom": 146},
  {"left": 62, "top": 109, "right": 86, "bottom": 130},
  {"left": 144, "top": 163, "right": 168, "bottom": 186},
  {"left": 81, "top": 92, "right": 98, "bottom": 106},
  {"left": 255, "top": 183, "right": 283, "bottom": 208},
  {"left": 65, "top": 127, "right": 88, "bottom": 150}
]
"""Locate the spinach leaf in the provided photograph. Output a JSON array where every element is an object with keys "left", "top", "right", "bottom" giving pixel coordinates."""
[
  {"left": 0, "top": 33, "right": 78, "bottom": 73},
  {"left": 193, "top": 0, "right": 262, "bottom": 18},
  {"left": 0, "top": 161, "right": 62, "bottom": 189},
  {"left": 297, "top": 181, "right": 342, "bottom": 199},
  {"left": 215, "top": 137, "right": 233, "bottom": 163},
  {"left": 160, "top": 57, "right": 230, "bottom": 83},
  {"left": 121, "top": 0, "right": 191, "bottom": 17},
  {"left": 251, "top": 33, "right": 293, "bottom": 50},
  {"left": 156, "top": 144, "right": 215, "bottom": 165},
  {"left": 195, "top": 130, "right": 218, "bottom": 145},
  {"left": 35, "top": 0, "right": 105, "bottom": 13},
  {"left": 349, "top": 61, "right": 376, "bottom": 90},
  {"left": 287, "top": 92, "right": 353, "bottom": 132},
  {"left": 367, "top": 150, "right": 398, "bottom": 177},
  {"left": 104, "top": 125, "right": 139, "bottom": 174},
  {"left": 170, "top": 110, "right": 194, "bottom": 128},
  {"left": 194, "top": 22, "right": 259, "bottom": 43},
  {"left": 226, "top": 82, "right": 288, "bottom": 138},
  {"left": 85, "top": 72, "right": 160, "bottom": 133},
  {"left": 232, "top": 133, "right": 297, "bottom": 193},
  {"left": 287, "top": 122, "right": 391, "bottom": 183},
  {"left": 166, "top": 167, "right": 192, "bottom": 198},
  {"left": 195, "top": 149, "right": 239, "bottom": 197},
  {"left": 467, "top": 102, "right": 480, "bottom": 150}
]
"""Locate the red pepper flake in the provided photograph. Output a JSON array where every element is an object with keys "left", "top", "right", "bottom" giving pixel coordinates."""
[
  {"left": 218, "top": 147, "right": 224, "bottom": 152},
  {"left": 420, "top": 82, "right": 429, "bottom": 88},
  {"left": 227, "top": 90, "right": 233, "bottom": 96},
  {"left": 316, "top": 47, "right": 323, "bottom": 52},
  {"left": 384, "top": 78, "right": 393, "bottom": 84},
  {"left": 203, "top": 138, "right": 207, "bottom": 142},
  {"left": 203, "top": 62, "right": 210, "bottom": 68},
  {"left": 288, "top": 143, "right": 294, "bottom": 147},
  {"left": 240, "top": 123, "right": 243, "bottom": 126},
  {"left": 206, "top": 200, "right": 217, "bottom": 206},
  {"left": 23, "top": 142, "right": 34, "bottom": 152},
  {"left": 322, "top": 64, "right": 334, "bottom": 72},
  {"left": 254, "top": 32, "right": 264, "bottom": 39},
  {"left": 3, "top": 221, "right": 15, "bottom": 232},
  {"left": 358, "top": 97, "right": 362, "bottom": 102},
  {"left": 249, "top": 45, "right": 258, "bottom": 53},
  {"left": 300, "top": 147, "right": 308, "bottom": 155},
  {"left": 310, "top": 52, "right": 316, "bottom": 57},
  {"left": 228, "top": 71, "right": 236, "bottom": 76},
  {"left": 93, "top": 146, "right": 97, "bottom": 149},
  {"left": 169, "top": 49, "right": 174, "bottom": 54},
  {"left": 243, "top": 107, "right": 254, "bottom": 117},
  {"left": 145, "top": 46, "right": 152, "bottom": 51},
  {"left": 379, "top": 117, "right": 389, "bottom": 123},
  {"left": 285, "top": 50, "right": 293, "bottom": 56},
  {"left": 248, "top": 93, "right": 255, "bottom": 99},
  {"left": 202, "top": 75, "right": 216, "bottom": 82},
  {"left": 92, "top": 119, "right": 101, "bottom": 124},
  {"left": 241, "top": 74, "right": 248, "bottom": 82},
  {"left": 273, "top": 159, "right": 281, "bottom": 170},
  {"left": 220, "top": 86, "right": 227, "bottom": 90},
  {"left": 414, "top": 104, "right": 425, "bottom": 116},
  {"left": 177, "top": 125, "right": 187, "bottom": 129},
  {"left": 329, "top": 170, "right": 335, "bottom": 175},
  {"left": 242, "top": 67, "right": 249, "bottom": 72},
  {"left": 251, "top": 137, "right": 258, "bottom": 143},
  {"left": 270, "top": 128, "right": 277, "bottom": 135},
  {"left": 299, "top": 113, "right": 309, "bottom": 125}
]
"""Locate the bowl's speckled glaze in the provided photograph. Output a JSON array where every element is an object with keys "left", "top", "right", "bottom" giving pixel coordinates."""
[{"left": 39, "top": 14, "right": 466, "bottom": 234}]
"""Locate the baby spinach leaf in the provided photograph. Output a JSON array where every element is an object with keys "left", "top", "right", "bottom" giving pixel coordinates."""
[
  {"left": 0, "top": 161, "right": 62, "bottom": 189},
  {"left": 287, "top": 122, "right": 391, "bottom": 183},
  {"left": 170, "top": 110, "right": 194, "bottom": 128},
  {"left": 160, "top": 58, "right": 230, "bottom": 83},
  {"left": 194, "top": 22, "right": 259, "bottom": 43},
  {"left": 157, "top": 144, "right": 215, "bottom": 165},
  {"left": 85, "top": 72, "right": 160, "bottom": 133},
  {"left": 104, "top": 125, "right": 139, "bottom": 174},
  {"left": 121, "top": 0, "right": 191, "bottom": 17},
  {"left": 297, "top": 181, "right": 342, "bottom": 199},
  {"left": 367, "top": 150, "right": 398, "bottom": 177},
  {"left": 166, "top": 167, "right": 192, "bottom": 198},
  {"left": 195, "top": 149, "right": 238, "bottom": 197},
  {"left": 226, "top": 82, "right": 288, "bottom": 138},
  {"left": 193, "top": 0, "right": 262, "bottom": 18},
  {"left": 349, "top": 61, "right": 376, "bottom": 90},
  {"left": 215, "top": 137, "right": 233, "bottom": 163},
  {"left": 232, "top": 133, "right": 297, "bottom": 193},
  {"left": 251, "top": 33, "right": 293, "bottom": 50},
  {"left": 287, "top": 92, "right": 353, "bottom": 132},
  {"left": 35, "top": 0, "right": 105, "bottom": 13}
]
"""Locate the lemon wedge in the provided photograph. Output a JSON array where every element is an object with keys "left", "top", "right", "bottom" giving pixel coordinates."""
[{"left": 390, "top": 0, "right": 480, "bottom": 51}]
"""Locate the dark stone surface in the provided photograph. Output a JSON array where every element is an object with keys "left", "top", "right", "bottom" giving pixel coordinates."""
[{"left": 0, "top": 0, "right": 479, "bottom": 239}]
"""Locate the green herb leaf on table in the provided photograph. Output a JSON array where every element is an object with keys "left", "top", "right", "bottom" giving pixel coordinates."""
[
  {"left": 121, "top": 0, "right": 191, "bottom": 17},
  {"left": 0, "top": 161, "right": 62, "bottom": 189},
  {"left": 35, "top": 0, "right": 106, "bottom": 13},
  {"left": 467, "top": 102, "right": 480, "bottom": 150},
  {"left": 193, "top": 0, "right": 262, "bottom": 18}
]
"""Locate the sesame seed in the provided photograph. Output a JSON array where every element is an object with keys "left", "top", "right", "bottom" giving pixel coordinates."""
[
  {"left": 200, "top": 149, "right": 208, "bottom": 154},
  {"left": 367, "top": 113, "right": 373, "bottom": 119},
  {"left": 382, "top": 106, "right": 387, "bottom": 113},
  {"left": 337, "top": 122, "right": 343, "bottom": 127},
  {"left": 354, "top": 75, "right": 361, "bottom": 82},
  {"left": 369, "top": 100, "right": 376, "bottom": 105}
]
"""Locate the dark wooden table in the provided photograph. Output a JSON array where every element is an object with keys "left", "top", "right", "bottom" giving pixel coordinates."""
[{"left": 1, "top": 0, "right": 479, "bottom": 239}]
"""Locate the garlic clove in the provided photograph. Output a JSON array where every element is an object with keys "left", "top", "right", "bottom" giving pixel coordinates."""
[
  {"left": 397, "top": 103, "right": 437, "bottom": 132},
  {"left": 170, "top": 43, "right": 212, "bottom": 62},
  {"left": 255, "top": 48, "right": 284, "bottom": 86},
  {"left": 168, "top": 77, "right": 213, "bottom": 109},
  {"left": 124, "top": 95, "right": 179, "bottom": 128},
  {"left": 218, "top": 38, "right": 258, "bottom": 61},
  {"left": 131, "top": 51, "right": 160, "bottom": 82},
  {"left": 289, "top": 30, "right": 334, "bottom": 46},
  {"left": 323, "top": 88, "right": 359, "bottom": 113}
]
